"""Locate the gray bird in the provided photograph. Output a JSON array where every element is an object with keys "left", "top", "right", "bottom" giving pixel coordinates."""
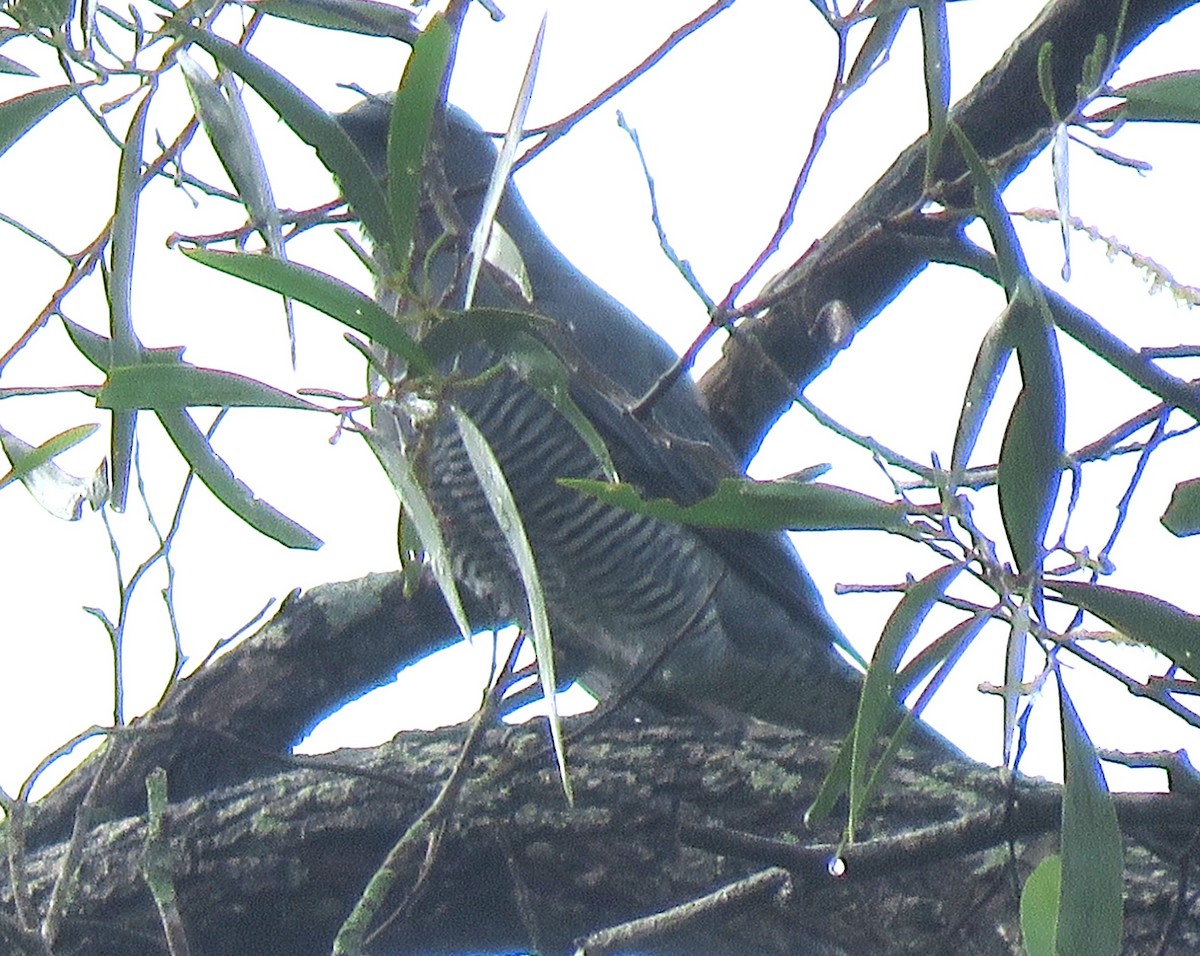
[{"left": 338, "top": 99, "right": 864, "bottom": 733}]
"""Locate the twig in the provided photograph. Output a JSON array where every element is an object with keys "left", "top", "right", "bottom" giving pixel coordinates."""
[{"left": 574, "top": 867, "right": 791, "bottom": 956}]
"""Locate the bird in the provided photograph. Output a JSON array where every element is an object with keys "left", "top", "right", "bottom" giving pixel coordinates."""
[{"left": 337, "top": 97, "right": 866, "bottom": 734}]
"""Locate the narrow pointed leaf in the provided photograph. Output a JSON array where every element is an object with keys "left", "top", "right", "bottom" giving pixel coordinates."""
[
  {"left": 997, "top": 294, "right": 1065, "bottom": 575},
  {"left": 1020, "top": 855, "right": 1061, "bottom": 956},
  {"left": 249, "top": 0, "right": 418, "bottom": 40},
  {"left": 505, "top": 336, "right": 616, "bottom": 482},
  {"left": 895, "top": 605, "right": 992, "bottom": 701},
  {"left": 464, "top": 13, "right": 545, "bottom": 308},
  {"left": 950, "top": 306, "right": 1013, "bottom": 476},
  {"left": 453, "top": 408, "right": 572, "bottom": 804},
  {"left": 1051, "top": 580, "right": 1200, "bottom": 676},
  {"left": 183, "top": 249, "right": 432, "bottom": 373},
  {"left": 918, "top": 0, "right": 949, "bottom": 185},
  {"left": 417, "top": 307, "right": 553, "bottom": 364},
  {"left": 0, "top": 53, "right": 37, "bottom": 77},
  {"left": 948, "top": 122, "right": 1028, "bottom": 294},
  {"left": 561, "top": 477, "right": 918, "bottom": 535},
  {"left": 108, "top": 92, "right": 152, "bottom": 511},
  {"left": 1161, "top": 477, "right": 1200, "bottom": 536},
  {"left": 949, "top": 123, "right": 1064, "bottom": 573},
  {"left": 843, "top": 7, "right": 905, "bottom": 95},
  {"left": 173, "top": 23, "right": 394, "bottom": 254},
  {"left": 99, "top": 364, "right": 322, "bottom": 411},
  {"left": 387, "top": 13, "right": 453, "bottom": 278},
  {"left": 0, "top": 422, "right": 99, "bottom": 488},
  {"left": 1052, "top": 123, "right": 1071, "bottom": 280},
  {"left": 0, "top": 424, "right": 102, "bottom": 519},
  {"left": 60, "top": 317, "right": 183, "bottom": 372},
  {"left": 155, "top": 408, "right": 321, "bottom": 549},
  {"left": 1090, "top": 70, "right": 1200, "bottom": 123},
  {"left": 178, "top": 52, "right": 283, "bottom": 257},
  {"left": 1057, "top": 677, "right": 1123, "bottom": 956},
  {"left": 847, "top": 563, "right": 961, "bottom": 838},
  {"left": 362, "top": 420, "right": 472, "bottom": 642}
]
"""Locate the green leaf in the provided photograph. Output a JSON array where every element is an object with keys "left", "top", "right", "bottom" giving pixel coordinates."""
[
  {"left": 172, "top": 22, "right": 394, "bottom": 255},
  {"left": 846, "top": 563, "right": 961, "bottom": 840},
  {"left": 1051, "top": 581, "right": 1200, "bottom": 677},
  {"left": 1020, "top": 855, "right": 1061, "bottom": 956},
  {"left": 506, "top": 337, "right": 616, "bottom": 483},
  {"left": 107, "top": 92, "right": 152, "bottom": 511},
  {"left": 6, "top": 0, "right": 73, "bottom": 31},
  {"left": 1057, "top": 676, "right": 1123, "bottom": 956},
  {"left": 0, "top": 52, "right": 37, "bottom": 77},
  {"left": 156, "top": 407, "right": 321, "bottom": 549},
  {"left": 948, "top": 121, "right": 1028, "bottom": 295},
  {"left": 918, "top": 0, "right": 949, "bottom": 186},
  {"left": 997, "top": 293, "right": 1066, "bottom": 575},
  {"left": 453, "top": 408, "right": 571, "bottom": 804},
  {"left": 1036, "top": 41, "right": 1059, "bottom": 123},
  {"left": 0, "top": 85, "right": 75, "bottom": 156},
  {"left": 1091, "top": 70, "right": 1200, "bottom": 123},
  {"left": 463, "top": 13, "right": 545, "bottom": 308},
  {"left": 951, "top": 307, "right": 1014, "bottom": 477},
  {"left": 99, "top": 364, "right": 322, "bottom": 412},
  {"left": 59, "top": 316, "right": 183, "bottom": 372},
  {"left": 1161, "top": 477, "right": 1200, "bottom": 536},
  {"left": 248, "top": 0, "right": 418, "bottom": 40},
  {"left": 362, "top": 419, "right": 472, "bottom": 641},
  {"left": 0, "top": 423, "right": 102, "bottom": 520},
  {"left": 843, "top": 6, "right": 905, "bottom": 95},
  {"left": 560, "top": 477, "right": 919, "bottom": 535},
  {"left": 178, "top": 51, "right": 293, "bottom": 359},
  {"left": 895, "top": 605, "right": 993, "bottom": 702},
  {"left": 421, "top": 307, "right": 616, "bottom": 477},
  {"left": 418, "top": 307, "right": 554, "bottom": 365},
  {"left": 949, "top": 123, "right": 1064, "bottom": 574},
  {"left": 1078, "top": 32, "right": 1109, "bottom": 101},
  {"left": 183, "top": 249, "right": 431, "bottom": 374},
  {"left": 178, "top": 52, "right": 283, "bottom": 256},
  {"left": 0, "top": 422, "right": 99, "bottom": 488},
  {"left": 387, "top": 13, "right": 453, "bottom": 278}
]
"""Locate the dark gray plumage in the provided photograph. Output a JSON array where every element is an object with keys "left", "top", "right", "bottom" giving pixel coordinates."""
[{"left": 339, "top": 99, "right": 863, "bottom": 732}]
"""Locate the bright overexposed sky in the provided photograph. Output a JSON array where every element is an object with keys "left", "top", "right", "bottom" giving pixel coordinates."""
[{"left": 2, "top": 0, "right": 1199, "bottom": 798}]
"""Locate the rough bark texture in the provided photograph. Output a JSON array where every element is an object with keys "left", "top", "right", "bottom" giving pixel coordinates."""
[
  {"left": 6, "top": 2, "right": 1200, "bottom": 954},
  {"left": 6, "top": 571, "right": 1200, "bottom": 956}
]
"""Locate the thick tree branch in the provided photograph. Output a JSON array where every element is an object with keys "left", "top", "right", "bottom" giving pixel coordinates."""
[
  {"left": 6, "top": 717, "right": 1198, "bottom": 956},
  {"left": 699, "top": 0, "right": 1198, "bottom": 467}
]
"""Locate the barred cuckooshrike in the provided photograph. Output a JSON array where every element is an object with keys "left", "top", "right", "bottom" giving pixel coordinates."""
[{"left": 339, "top": 99, "right": 864, "bottom": 732}]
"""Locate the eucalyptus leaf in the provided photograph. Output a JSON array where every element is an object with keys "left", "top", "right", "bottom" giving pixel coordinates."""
[
  {"left": 362, "top": 420, "right": 472, "bottom": 641},
  {"left": 1051, "top": 580, "right": 1200, "bottom": 676},
  {"left": 1019, "top": 855, "right": 1061, "bottom": 956},
  {"left": 156, "top": 407, "right": 322, "bottom": 549},
  {"left": 99, "top": 364, "right": 322, "bottom": 412},
  {"left": 845, "top": 563, "right": 961, "bottom": 840},
  {"left": 918, "top": 0, "right": 949, "bottom": 186},
  {"left": 247, "top": 0, "right": 418, "bottom": 40},
  {"left": 0, "top": 423, "right": 104, "bottom": 519},
  {"left": 0, "top": 52, "right": 37, "bottom": 77},
  {"left": 560, "top": 477, "right": 918, "bottom": 535},
  {"left": 453, "top": 408, "right": 572, "bottom": 805},
  {"left": 1161, "top": 477, "right": 1200, "bottom": 536},
  {"left": 1057, "top": 676, "right": 1123, "bottom": 956},
  {"left": 107, "top": 92, "right": 152, "bottom": 512},
  {"left": 172, "top": 23, "right": 394, "bottom": 255},
  {"left": 1091, "top": 70, "right": 1200, "bottom": 123},
  {"left": 183, "top": 249, "right": 432, "bottom": 374},
  {"left": 387, "top": 13, "right": 452, "bottom": 279}
]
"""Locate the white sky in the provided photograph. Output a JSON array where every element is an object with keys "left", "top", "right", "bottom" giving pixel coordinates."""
[{"left": 2, "top": 0, "right": 1199, "bottom": 798}]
